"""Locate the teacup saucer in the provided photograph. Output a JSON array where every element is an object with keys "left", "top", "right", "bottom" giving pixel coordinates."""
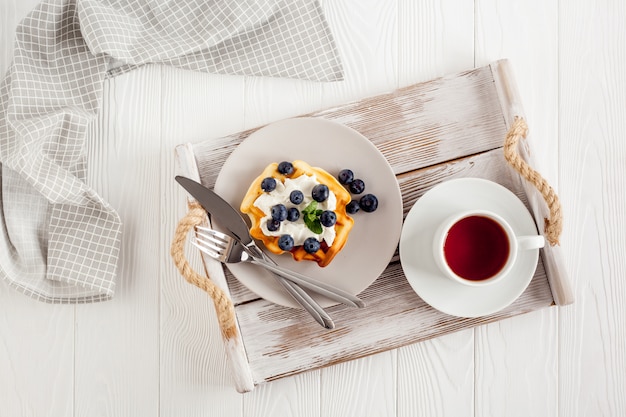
[{"left": 399, "top": 178, "right": 541, "bottom": 318}]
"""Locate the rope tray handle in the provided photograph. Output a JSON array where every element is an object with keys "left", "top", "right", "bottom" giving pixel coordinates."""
[
  {"left": 503, "top": 116, "right": 562, "bottom": 246},
  {"left": 170, "top": 201, "right": 237, "bottom": 339}
]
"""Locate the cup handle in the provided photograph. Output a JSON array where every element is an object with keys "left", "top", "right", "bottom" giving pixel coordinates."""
[{"left": 517, "top": 235, "right": 545, "bottom": 251}]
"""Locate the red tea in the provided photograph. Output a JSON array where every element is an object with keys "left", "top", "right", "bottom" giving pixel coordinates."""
[{"left": 443, "top": 215, "right": 510, "bottom": 281}]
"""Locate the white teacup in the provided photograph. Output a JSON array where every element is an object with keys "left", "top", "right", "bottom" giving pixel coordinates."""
[{"left": 432, "top": 210, "right": 545, "bottom": 286}]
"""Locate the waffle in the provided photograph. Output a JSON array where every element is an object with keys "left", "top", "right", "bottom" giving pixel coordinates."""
[{"left": 240, "top": 160, "right": 354, "bottom": 267}]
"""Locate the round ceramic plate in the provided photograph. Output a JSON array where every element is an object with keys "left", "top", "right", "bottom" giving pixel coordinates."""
[
  {"left": 214, "top": 117, "right": 403, "bottom": 308},
  {"left": 399, "top": 177, "right": 541, "bottom": 318}
]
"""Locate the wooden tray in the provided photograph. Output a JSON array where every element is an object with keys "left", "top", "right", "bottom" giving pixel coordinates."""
[{"left": 174, "top": 59, "right": 572, "bottom": 393}]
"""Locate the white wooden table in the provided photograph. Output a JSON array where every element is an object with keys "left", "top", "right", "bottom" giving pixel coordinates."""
[{"left": 1, "top": 1, "right": 624, "bottom": 416}]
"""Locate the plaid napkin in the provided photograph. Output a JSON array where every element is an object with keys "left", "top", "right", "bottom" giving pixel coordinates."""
[{"left": 0, "top": 0, "right": 343, "bottom": 303}]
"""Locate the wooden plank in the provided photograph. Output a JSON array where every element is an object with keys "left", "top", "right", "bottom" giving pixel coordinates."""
[
  {"left": 243, "top": 369, "right": 321, "bottom": 417},
  {"left": 319, "top": 0, "right": 400, "bottom": 108},
  {"left": 316, "top": 66, "right": 508, "bottom": 174},
  {"left": 0, "top": 1, "right": 75, "bottom": 416},
  {"left": 238, "top": 260, "right": 552, "bottom": 384},
  {"left": 558, "top": 2, "right": 626, "bottom": 416},
  {"left": 191, "top": 65, "right": 508, "bottom": 184},
  {"left": 320, "top": 352, "right": 397, "bottom": 417},
  {"left": 397, "top": 330, "right": 474, "bottom": 417},
  {"left": 0, "top": 289, "right": 75, "bottom": 416},
  {"left": 76, "top": 66, "right": 161, "bottom": 415},
  {"left": 398, "top": 0, "right": 475, "bottom": 87}
]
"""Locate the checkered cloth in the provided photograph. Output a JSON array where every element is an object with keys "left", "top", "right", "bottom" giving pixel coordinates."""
[{"left": 0, "top": 0, "right": 343, "bottom": 303}]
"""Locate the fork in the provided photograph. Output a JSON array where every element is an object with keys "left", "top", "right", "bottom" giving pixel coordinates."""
[
  {"left": 192, "top": 227, "right": 365, "bottom": 309},
  {"left": 192, "top": 228, "right": 335, "bottom": 329},
  {"left": 194, "top": 227, "right": 335, "bottom": 328}
]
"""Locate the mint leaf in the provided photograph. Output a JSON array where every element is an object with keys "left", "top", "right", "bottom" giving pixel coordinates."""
[
  {"left": 304, "top": 217, "right": 323, "bottom": 234},
  {"left": 302, "top": 201, "right": 324, "bottom": 233},
  {"left": 302, "top": 201, "right": 318, "bottom": 216}
]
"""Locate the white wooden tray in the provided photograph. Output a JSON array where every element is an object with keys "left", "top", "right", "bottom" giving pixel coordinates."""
[{"left": 174, "top": 59, "right": 572, "bottom": 393}]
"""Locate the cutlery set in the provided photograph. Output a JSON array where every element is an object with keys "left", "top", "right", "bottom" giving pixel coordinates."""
[{"left": 175, "top": 175, "right": 365, "bottom": 329}]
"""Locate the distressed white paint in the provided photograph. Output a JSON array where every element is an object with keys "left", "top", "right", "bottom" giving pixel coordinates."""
[{"left": 0, "top": 0, "right": 624, "bottom": 415}]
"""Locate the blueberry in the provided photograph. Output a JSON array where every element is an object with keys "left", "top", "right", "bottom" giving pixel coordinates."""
[
  {"left": 261, "top": 177, "right": 277, "bottom": 192},
  {"left": 271, "top": 204, "right": 288, "bottom": 221},
  {"left": 338, "top": 169, "right": 354, "bottom": 184},
  {"left": 349, "top": 179, "right": 365, "bottom": 194},
  {"left": 287, "top": 207, "right": 300, "bottom": 222},
  {"left": 359, "top": 194, "right": 378, "bottom": 213},
  {"left": 266, "top": 218, "right": 281, "bottom": 231},
  {"left": 311, "top": 184, "right": 329, "bottom": 202},
  {"left": 303, "top": 237, "right": 321, "bottom": 254},
  {"left": 278, "top": 234, "right": 294, "bottom": 251},
  {"left": 320, "top": 210, "right": 336, "bottom": 227},
  {"left": 289, "top": 190, "right": 304, "bottom": 205},
  {"left": 277, "top": 161, "right": 294, "bottom": 176},
  {"left": 346, "top": 200, "right": 360, "bottom": 214}
]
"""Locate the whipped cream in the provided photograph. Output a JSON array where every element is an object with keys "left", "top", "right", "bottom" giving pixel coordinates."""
[{"left": 254, "top": 174, "right": 337, "bottom": 246}]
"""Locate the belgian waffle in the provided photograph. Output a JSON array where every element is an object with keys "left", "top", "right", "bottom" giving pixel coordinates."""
[{"left": 240, "top": 160, "right": 354, "bottom": 267}]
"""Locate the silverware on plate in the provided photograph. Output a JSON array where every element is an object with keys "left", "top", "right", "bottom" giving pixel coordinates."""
[
  {"left": 175, "top": 175, "right": 365, "bottom": 329},
  {"left": 193, "top": 226, "right": 364, "bottom": 308}
]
